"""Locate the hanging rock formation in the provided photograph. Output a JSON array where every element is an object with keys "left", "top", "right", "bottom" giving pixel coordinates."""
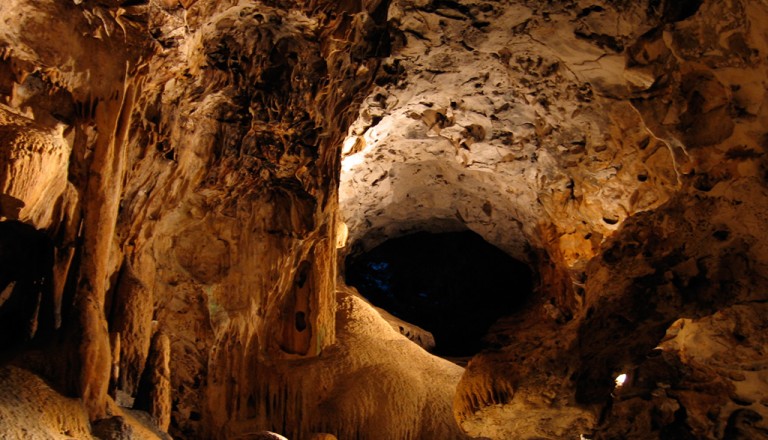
[{"left": 0, "top": 0, "right": 767, "bottom": 439}]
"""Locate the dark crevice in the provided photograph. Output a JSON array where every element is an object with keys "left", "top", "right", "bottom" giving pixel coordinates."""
[
  {"left": 0, "top": 221, "right": 55, "bottom": 357},
  {"left": 345, "top": 230, "right": 534, "bottom": 356},
  {"left": 648, "top": 0, "right": 702, "bottom": 23}
]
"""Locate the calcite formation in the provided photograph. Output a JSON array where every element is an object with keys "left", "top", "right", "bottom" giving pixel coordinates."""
[{"left": 0, "top": 0, "right": 766, "bottom": 439}]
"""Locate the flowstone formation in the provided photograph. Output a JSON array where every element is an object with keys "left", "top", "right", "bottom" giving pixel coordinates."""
[{"left": 0, "top": 0, "right": 767, "bottom": 439}]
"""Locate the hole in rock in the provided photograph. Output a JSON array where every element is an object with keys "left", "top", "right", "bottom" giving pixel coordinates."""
[
  {"left": 345, "top": 230, "right": 534, "bottom": 357},
  {"left": 295, "top": 312, "right": 307, "bottom": 331}
]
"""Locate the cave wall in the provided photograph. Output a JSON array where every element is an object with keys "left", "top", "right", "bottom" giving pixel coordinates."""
[
  {"left": 119, "top": 2, "right": 390, "bottom": 435},
  {"left": 0, "top": 0, "right": 416, "bottom": 438},
  {"left": 1, "top": 0, "right": 768, "bottom": 439},
  {"left": 0, "top": 0, "right": 147, "bottom": 420},
  {"left": 338, "top": 0, "right": 768, "bottom": 438},
  {"left": 340, "top": 0, "right": 682, "bottom": 266}
]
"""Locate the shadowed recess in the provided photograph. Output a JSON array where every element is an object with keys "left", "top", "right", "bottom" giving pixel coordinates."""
[
  {"left": 0, "top": 220, "right": 55, "bottom": 354},
  {"left": 345, "top": 230, "right": 533, "bottom": 356}
]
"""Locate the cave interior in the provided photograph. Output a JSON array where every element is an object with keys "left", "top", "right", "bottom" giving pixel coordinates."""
[{"left": 1, "top": 0, "right": 768, "bottom": 439}]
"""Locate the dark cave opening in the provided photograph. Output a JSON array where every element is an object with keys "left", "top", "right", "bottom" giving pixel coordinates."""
[
  {"left": 0, "top": 220, "right": 55, "bottom": 354},
  {"left": 345, "top": 230, "right": 534, "bottom": 357}
]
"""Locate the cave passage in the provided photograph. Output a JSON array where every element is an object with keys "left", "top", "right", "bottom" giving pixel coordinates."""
[{"left": 345, "top": 230, "right": 534, "bottom": 356}]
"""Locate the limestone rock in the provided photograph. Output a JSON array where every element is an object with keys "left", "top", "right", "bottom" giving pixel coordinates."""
[
  {"left": 0, "top": 107, "right": 71, "bottom": 229},
  {"left": 374, "top": 303, "right": 436, "bottom": 352},
  {"left": 92, "top": 416, "right": 136, "bottom": 440},
  {"left": 108, "top": 263, "right": 153, "bottom": 395},
  {"left": 1, "top": 0, "right": 768, "bottom": 439},
  {"left": 0, "top": 366, "right": 94, "bottom": 439},
  {"left": 134, "top": 332, "right": 172, "bottom": 433},
  {"left": 340, "top": 0, "right": 681, "bottom": 265},
  {"left": 203, "top": 285, "right": 468, "bottom": 439},
  {"left": 339, "top": 0, "right": 768, "bottom": 438}
]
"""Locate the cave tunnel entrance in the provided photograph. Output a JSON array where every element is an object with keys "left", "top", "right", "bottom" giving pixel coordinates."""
[{"left": 345, "top": 230, "right": 534, "bottom": 357}]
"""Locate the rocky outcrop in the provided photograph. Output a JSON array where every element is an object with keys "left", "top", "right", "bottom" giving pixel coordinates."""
[
  {"left": 134, "top": 332, "right": 172, "bottom": 433},
  {"left": 598, "top": 302, "right": 768, "bottom": 439},
  {"left": 0, "top": 365, "right": 94, "bottom": 439},
  {"left": 109, "top": 263, "right": 153, "bottom": 396},
  {"left": 204, "top": 286, "right": 468, "bottom": 439}
]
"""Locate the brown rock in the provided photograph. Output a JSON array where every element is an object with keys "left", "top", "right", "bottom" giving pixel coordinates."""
[
  {"left": 109, "top": 263, "right": 153, "bottom": 395},
  {"left": 92, "top": 416, "right": 135, "bottom": 440},
  {"left": 1, "top": 0, "right": 768, "bottom": 439},
  {"left": 134, "top": 333, "right": 171, "bottom": 433}
]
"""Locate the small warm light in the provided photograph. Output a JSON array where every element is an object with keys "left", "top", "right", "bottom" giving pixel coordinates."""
[{"left": 614, "top": 373, "right": 627, "bottom": 388}]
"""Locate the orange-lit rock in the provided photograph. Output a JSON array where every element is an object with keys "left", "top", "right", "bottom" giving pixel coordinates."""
[{"left": 1, "top": 0, "right": 767, "bottom": 439}]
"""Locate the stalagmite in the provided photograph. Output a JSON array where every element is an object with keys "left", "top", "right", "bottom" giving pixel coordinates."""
[{"left": 135, "top": 332, "right": 172, "bottom": 433}]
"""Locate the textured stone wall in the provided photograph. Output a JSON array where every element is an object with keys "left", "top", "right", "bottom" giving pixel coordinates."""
[
  {"left": 338, "top": 0, "right": 768, "bottom": 438},
  {"left": 119, "top": 2, "right": 390, "bottom": 435},
  {"left": 1, "top": 0, "right": 767, "bottom": 439},
  {"left": 0, "top": 0, "right": 401, "bottom": 438}
]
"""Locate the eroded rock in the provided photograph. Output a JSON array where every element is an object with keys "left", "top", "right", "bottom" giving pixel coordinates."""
[
  {"left": 1, "top": 0, "right": 768, "bottom": 439},
  {"left": 134, "top": 332, "right": 172, "bottom": 433}
]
